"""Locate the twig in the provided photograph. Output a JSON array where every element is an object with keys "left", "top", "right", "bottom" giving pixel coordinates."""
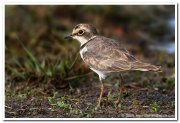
[{"left": 64, "top": 72, "right": 92, "bottom": 81}]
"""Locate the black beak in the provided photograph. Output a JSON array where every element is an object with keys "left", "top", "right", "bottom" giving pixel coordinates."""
[{"left": 64, "top": 34, "right": 73, "bottom": 40}]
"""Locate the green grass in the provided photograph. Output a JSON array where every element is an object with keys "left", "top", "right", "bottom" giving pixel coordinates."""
[
  {"left": 57, "top": 101, "right": 67, "bottom": 109},
  {"left": 150, "top": 102, "right": 159, "bottom": 113},
  {"left": 48, "top": 97, "right": 54, "bottom": 104},
  {"left": 69, "top": 107, "right": 82, "bottom": 115},
  {"left": 47, "top": 91, "right": 84, "bottom": 115},
  {"left": 5, "top": 34, "right": 93, "bottom": 101},
  {"left": 53, "top": 91, "right": 61, "bottom": 98},
  {"left": 5, "top": 34, "right": 91, "bottom": 83}
]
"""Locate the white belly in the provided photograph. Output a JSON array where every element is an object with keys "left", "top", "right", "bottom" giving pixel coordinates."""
[
  {"left": 80, "top": 46, "right": 87, "bottom": 60},
  {"left": 90, "top": 68, "right": 106, "bottom": 80}
]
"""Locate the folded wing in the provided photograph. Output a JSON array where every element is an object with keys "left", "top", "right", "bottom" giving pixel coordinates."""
[{"left": 83, "top": 36, "right": 161, "bottom": 72}]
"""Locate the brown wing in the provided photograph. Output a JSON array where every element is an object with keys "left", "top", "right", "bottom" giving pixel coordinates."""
[{"left": 83, "top": 36, "right": 137, "bottom": 72}]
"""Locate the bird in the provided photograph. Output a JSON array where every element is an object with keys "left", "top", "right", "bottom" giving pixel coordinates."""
[{"left": 64, "top": 23, "right": 161, "bottom": 107}]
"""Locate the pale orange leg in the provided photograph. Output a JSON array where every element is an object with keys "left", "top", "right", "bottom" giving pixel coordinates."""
[
  {"left": 115, "top": 74, "right": 124, "bottom": 105},
  {"left": 106, "top": 89, "right": 112, "bottom": 106},
  {"left": 97, "top": 79, "right": 104, "bottom": 107}
]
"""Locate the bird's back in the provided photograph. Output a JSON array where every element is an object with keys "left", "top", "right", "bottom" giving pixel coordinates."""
[
  {"left": 82, "top": 36, "right": 161, "bottom": 72},
  {"left": 82, "top": 36, "right": 135, "bottom": 72}
]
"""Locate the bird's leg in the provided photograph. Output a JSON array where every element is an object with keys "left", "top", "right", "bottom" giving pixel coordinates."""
[
  {"left": 97, "top": 78, "right": 104, "bottom": 107},
  {"left": 115, "top": 74, "right": 124, "bottom": 106},
  {"left": 106, "top": 89, "right": 112, "bottom": 106}
]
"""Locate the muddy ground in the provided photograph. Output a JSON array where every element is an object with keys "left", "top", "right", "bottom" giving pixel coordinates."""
[{"left": 5, "top": 53, "right": 175, "bottom": 118}]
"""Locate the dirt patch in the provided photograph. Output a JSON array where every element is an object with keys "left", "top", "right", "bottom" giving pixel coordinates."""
[{"left": 5, "top": 72, "right": 175, "bottom": 118}]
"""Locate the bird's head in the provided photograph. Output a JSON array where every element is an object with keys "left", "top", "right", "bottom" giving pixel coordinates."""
[{"left": 65, "top": 23, "right": 98, "bottom": 45}]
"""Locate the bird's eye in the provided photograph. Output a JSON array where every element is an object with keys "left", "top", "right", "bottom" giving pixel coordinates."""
[{"left": 78, "top": 30, "right": 84, "bottom": 35}]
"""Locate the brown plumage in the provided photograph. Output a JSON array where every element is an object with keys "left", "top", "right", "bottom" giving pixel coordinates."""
[{"left": 83, "top": 36, "right": 161, "bottom": 73}]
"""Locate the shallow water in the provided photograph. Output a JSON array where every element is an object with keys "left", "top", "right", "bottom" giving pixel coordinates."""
[
  {"left": 150, "top": 42, "right": 175, "bottom": 54},
  {"left": 168, "top": 18, "right": 175, "bottom": 32},
  {"left": 149, "top": 17, "right": 175, "bottom": 54}
]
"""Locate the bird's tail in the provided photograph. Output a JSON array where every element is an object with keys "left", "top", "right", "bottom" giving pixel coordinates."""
[{"left": 131, "top": 61, "right": 162, "bottom": 72}]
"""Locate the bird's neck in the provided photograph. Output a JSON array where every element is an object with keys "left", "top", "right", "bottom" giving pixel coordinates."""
[
  {"left": 80, "top": 36, "right": 97, "bottom": 50},
  {"left": 74, "top": 35, "right": 97, "bottom": 46}
]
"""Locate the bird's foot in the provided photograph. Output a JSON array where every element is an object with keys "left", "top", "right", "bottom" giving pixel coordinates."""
[
  {"left": 95, "top": 101, "right": 102, "bottom": 110},
  {"left": 114, "top": 99, "right": 122, "bottom": 108},
  {"left": 114, "top": 96, "right": 120, "bottom": 105}
]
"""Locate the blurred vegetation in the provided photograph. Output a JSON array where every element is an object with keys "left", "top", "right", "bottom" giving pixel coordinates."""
[{"left": 5, "top": 5, "right": 175, "bottom": 118}]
